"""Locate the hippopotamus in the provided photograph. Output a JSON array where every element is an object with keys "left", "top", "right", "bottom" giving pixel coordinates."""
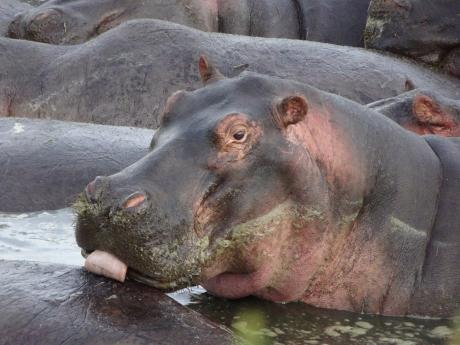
[
  {"left": 7, "top": 0, "right": 370, "bottom": 46},
  {"left": 368, "top": 89, "right": 460, "bottom": 137},
  {"left": 364, "top": 0, "right": 460, "bottom": 78},
  {"left": 75, "top": 57, "right": 460, "bottom": 317},
  {"left": 0, "top": 118, "right": 152, "bottom": 212},
  {"left": 0, "top": 0, "right": 31, "bottom": 36},
  {"left": 0, "top": 260, "right": 232, "bottom": 345},
  {"left": 1, "top": 19, "right": 460, "bottom": 129}
]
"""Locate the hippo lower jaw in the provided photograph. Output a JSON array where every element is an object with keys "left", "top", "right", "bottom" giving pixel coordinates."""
[{"left": 81, "top": 249, "right": 186, "bottom": 290}]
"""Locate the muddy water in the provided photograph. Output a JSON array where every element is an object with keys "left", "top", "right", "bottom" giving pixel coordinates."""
[{"left": 0, "top": 209, "right": 456, "bottom": 345}]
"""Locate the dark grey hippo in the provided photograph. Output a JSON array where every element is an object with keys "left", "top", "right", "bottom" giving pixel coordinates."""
[
  {"left": 365, "top": 0, "right": 460, "bottom": 78},
  {"left": 368, "top": 89, "right": 460, "bottom": 137},
  {"left": 0, "top": 0, "right": 32, "bottom": 36},
  {"left": 75, "top": 58, "right": 460, "bottom": 317},
  {"left": 0, "top": 260, "right": 232, "bottom": 345},
  {"left": 0, "top": 118, "right": 152, "bottom": 212},
  {"left": 1, "top": 19, "right": 460, "bottom": 129},
  {"left": 7, "top": 0, "right": 371, "bottom": 46}
]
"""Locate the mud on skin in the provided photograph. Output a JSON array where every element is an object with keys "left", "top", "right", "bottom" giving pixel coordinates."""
[
  {"left": 1, "top": 19, "right": 460, "bottom": 128},
  {"left": 365, "top": 0, "right": 460, "bottom": 78},
  {"left": 75, "top": 57, "right": 460, "bottom": 317}
]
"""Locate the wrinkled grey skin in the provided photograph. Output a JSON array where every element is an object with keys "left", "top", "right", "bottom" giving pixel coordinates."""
[
  {"left": 1, "top": 19, "right": 459, "bottom": 129},
  {"left": 0, "top": 0, "right": 31, "bottom": 36},
  {"left": 0, "top": 260, "right": 232, "bottom": 345},
  {"left": 365, "top": 0, "right": 460, "bottom": 78},
  {"left": 7, "top": 0, "right": 370, "bottom": 46},
  {"left": 76, "top": 68, "right": 460, "bottom": 317},
  {"left": 0, "top": 118, "right": 153, "bottom": 212},
  {"left": 368, "top": 89, "right": 460, "bottom": 136}
]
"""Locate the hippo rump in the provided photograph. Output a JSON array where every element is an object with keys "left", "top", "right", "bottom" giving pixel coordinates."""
[
  {"left": 368, "top": 89, "right": 460, "bottom": 137},
  {"left": 365, "top": 0, "right": 460, "bottom": 78},
  {"left": 75, "top": 58, "right": 460, "bottom": 318},
  {"left": 0, "top": 260, "right": 232, "bottom": 345},
  {"left": 0, "top": 0, "right": 31, "bottom": 36},
  {"left": 7, "top": 0, "right": 370, "bottom": 46},
  {"left": 0, "top": 118, "right": 153, "bottom": 212},
  {"left": 1, "top": 20, "right": 460, "bottom": 129}
]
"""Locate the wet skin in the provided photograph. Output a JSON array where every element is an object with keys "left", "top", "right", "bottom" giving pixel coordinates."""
[
  {"left": 0, "top": 118, "right": 153, "bottom": 212},
  {"left": 7, "top": 0, "right": 370, "bottom": 46},
  {"left": 365, "top": 0, "right": 460, "bottom": 78},
  {"left": 75, "top": 60, "right": 460, "bottom": 317},
  {"left": 0, "top": 260, "right": 232, "bottom": 345},
  {"left": 1, "top": 19, "right": 460, "bottom": 128},
  {"left": 368, "top": 89, "right": 460, "bottom": 137}
]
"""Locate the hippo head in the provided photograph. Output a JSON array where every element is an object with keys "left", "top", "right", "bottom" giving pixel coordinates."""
[
  {"left": 8, "top": 0, "right": 129, "bottom": 44},
  {"left": 364, "top": 0, "right": 460, "bottom": 63},
  {"left": 75, "top": 57, "right": 352, "bottom": 300}
]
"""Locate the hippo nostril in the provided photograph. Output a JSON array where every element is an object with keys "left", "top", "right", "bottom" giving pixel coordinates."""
[
  {"left": 85, "top": 180, "right": 97, "bottom": 202},
  {"left": 122, "top": 192, "right": 147, "bottom": 210}
]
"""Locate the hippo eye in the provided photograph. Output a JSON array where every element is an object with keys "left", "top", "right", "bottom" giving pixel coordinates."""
[{"left": 233, "top": 130, "right": 246, "bottom": 141}]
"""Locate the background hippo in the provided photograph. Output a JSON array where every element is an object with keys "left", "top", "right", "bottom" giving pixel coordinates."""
[
  {"left": 368, "top": 89, "right": 460, "bottom": 137},
  {"left": 0, "top": 0, "right": 31, "bottom": 36},
  {"left": 0, "top": 118, "right": 152, "bottom": 212},
  {"left": 75, "top": 59, "right": 460, "bottom": 317},
  {"left": 1, "top": 19, "right": 460, "bottom": 129},
  {"left": 7, "top": 0, "right": 370, "bottom": 46},
  {"left": 364, "top": 0, "right": 460, "bottom": 78}
]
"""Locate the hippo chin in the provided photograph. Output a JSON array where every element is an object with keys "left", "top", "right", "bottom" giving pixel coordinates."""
[{"left": 76, "top": 57, "right": 460, "bottom": 317}]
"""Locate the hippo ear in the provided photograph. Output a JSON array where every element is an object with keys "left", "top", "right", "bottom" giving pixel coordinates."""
[
  {"left": 277, "top": 95, "right": 309, "bottom": 128},
  {"left": 413, "top": 94, "right": 459, "bottom": 136},
  {"left": 199, "top": 55, "right": 225, "bottom": 85}
]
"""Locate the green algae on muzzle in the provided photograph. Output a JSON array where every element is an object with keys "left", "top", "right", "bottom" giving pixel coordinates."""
[{"left": 73, "top": 193, "right": 211, "bottom": 290}]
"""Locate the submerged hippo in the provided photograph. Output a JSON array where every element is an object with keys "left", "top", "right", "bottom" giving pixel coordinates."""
[
  {"left": 7, "top": 0, "right": 370, "bottom": 46},
  {"left": 368, "top": 89, "right": 460, "bottom": 137},
  {"left": 0, "top": 118, "right": 152, "bottom": 212},
  {"left": 365, "top": 0, "right": 460, "bottom": 78},
  {"left": 0, "top": 0, "right": 31, "bottom": 36},
  {"left": 75, "top": 58, "right": 460, "bottom": 317},
  {"left": 2, "top": 19, "right": 460, "bottom": 129}
]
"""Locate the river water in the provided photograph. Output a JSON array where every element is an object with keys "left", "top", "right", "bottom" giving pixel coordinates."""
[{"left": 0, "top": 208, "right": 456, "bottom": 345}]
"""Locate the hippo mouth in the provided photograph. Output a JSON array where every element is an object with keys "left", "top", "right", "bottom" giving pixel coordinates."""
[{"left": 80, "top": 249, "right": 184, "bottom": 291}]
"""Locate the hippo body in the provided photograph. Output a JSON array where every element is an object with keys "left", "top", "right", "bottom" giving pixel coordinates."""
[
  {"left": 1, "top": 20, "right": 460, "bottom": 129},
  {"left": 0, "top": 0, "right": 31, "bottom": 36},
  {"left": 8, "top": 0, "right": 369, "bottom": 46},
  {"left": 365, "top": 0, "right": 460, "bottom": 78},
  {"left": 0, "top": 260, "right": 232, "bottom": 345},
  {"left": 75, "top": 61, "right": 460, "bottom": 317},
  {"left": 368, "top": 89, "right": 460, "bottom": 137},
  {"left": 0, "top": 118, "right": 153, "bottom": 212}
]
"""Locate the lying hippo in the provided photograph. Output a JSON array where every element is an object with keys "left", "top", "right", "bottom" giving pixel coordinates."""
[
  {"left": 0, "top": 118, "right": 152, "bottom": 212},
  {"left": 0, "top": 0, "right": 31, "bottom": 36},
  {"left": 368, "top": 89, "right": 460, "bottom": 137},
  {"left": 0, "top": 260, "right": 232, "bottom": 345},
  {"left": 7, "top": 0, "right": 370, "bottom": 46},
  {"left": 75, "top": 58, "right": 460, "bottom": 317},
  {"left": 2, "top": 19, "right": 460, "bottom": 128},
  {"left": 365, "top": 0, "right": 460, "bottom": 78}
]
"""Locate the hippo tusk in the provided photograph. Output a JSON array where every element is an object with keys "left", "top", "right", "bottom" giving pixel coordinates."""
[{"left": 84, "top": 250, "right": 128, "bottom": 282}]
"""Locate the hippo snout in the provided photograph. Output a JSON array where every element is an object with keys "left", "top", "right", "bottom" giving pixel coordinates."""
[{"left": 85, "top": 176, "right": 147, "bottom": 211}]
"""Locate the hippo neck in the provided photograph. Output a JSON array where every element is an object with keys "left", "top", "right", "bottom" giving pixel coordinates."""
[
  {"left": 409, "top": 136, "right": 460, "bottom": 317},
  {"left": 290, "top": 90, "right": 443, "bottom": 316}
]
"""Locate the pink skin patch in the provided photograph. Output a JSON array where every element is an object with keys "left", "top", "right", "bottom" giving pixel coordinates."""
[{"left": 123, "top": 193, "right": 146, "bottom": 209}]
